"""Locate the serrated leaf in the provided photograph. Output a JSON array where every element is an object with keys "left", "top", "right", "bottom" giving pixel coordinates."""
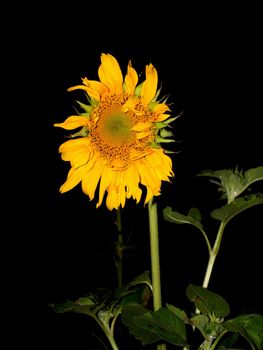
[
  {"left": 163, "top": 206, "right": 203, "bottom": 231},
  {"left": 186, "top": 284, "right": 230, "bottom": 318},
  {"left": 197, "top": 166, "right": 263, "bottom": 203},
  {"left": 224, "top": 314, "right": 263, "bottom": 350},
  {"left": 121, "top": 304, "right": 161, "bottom": 345},
  {"left": 134, "top": 307, "right": 188, "bottom": 346},
  {"left": 121, "top": 304, "right": 188, "bottom": 346},
  {"left": 211, "top": 193, "right": 263, "bottom": 224},
  {"left": 155, "top": 307, "right": 187, "bottom": 342},
  {"left": 166, "top": 304, "right": 189, "bottom": 322}
]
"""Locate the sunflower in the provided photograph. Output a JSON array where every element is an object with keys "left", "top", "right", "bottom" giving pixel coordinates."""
[{"left": 54, "top": 53, "right": 176, "bottom": 210}]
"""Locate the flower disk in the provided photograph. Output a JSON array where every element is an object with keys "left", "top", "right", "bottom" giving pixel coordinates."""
[{"left": 54, "top": 53, "right": 175, "bottom": 210}]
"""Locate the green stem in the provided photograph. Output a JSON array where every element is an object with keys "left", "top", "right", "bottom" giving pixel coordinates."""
[
  {"left": 104, "top": 329, "right": 120, "bottom": 350},
  {"left": 210, "top": 330, "right": 228, "bottom": 350},
  {"left": 195, "top": 221, "right": 225, "bottom": 323},
  {"left": 148, "top": 198, "right": 166, "bottom": 350},
  {"left": 202, "top": 222, "right": 225, "bottom": 288},
  {"left": 193, "top": 222, "right": 227, "bottom": 350},
  {"left": 93, "top": 317, "right": 120, "bottom": 350}
]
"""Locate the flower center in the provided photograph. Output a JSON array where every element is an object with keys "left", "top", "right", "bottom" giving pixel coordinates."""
[
  {"left": 90, "top": 94, "right": 155, "bottom": 169},
  {"left": 91, "top": 95, "right": 136, "bottom": 168},
  {"left": 99, "top": 111, "right": 133, "bottom": 146}
]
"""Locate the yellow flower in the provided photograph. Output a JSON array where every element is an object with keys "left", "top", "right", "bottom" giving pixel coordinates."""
[{"left": 54, "top": 53, "right": 176, "bottom": 210}]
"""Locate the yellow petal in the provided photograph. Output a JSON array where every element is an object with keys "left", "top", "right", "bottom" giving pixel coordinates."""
[
  {"left": 141, "top": 63, "right": 158, "bottom": 104},
  {"left": 97, "top": 166, "right": 117, "bottom": 207},
  {"left": 137, "top": 158, "right": 161, "bottom": 195},
  {"left": 58, "top": 138, "right": 90, "bottom": 153},
  {"left": 98, "top": 53, "right": 123, "bottom": 92},
  {"left": 62, "top": 146, "right": 92, "bottom": 169},
  {"left": 81, "top": 158, "right": 103, "bottom": 200},
  {"left": 154, "top": 113, "right": 170, "bottom": 122},
  {"left": 67, "top": 84, "right": 100, "bottom": 101},
  {"left": 54, "top": 116, "right": 89, "bottom": 130},
  {"left": 144, "top": 187, "right": 155, "bottom": 205},
  {"left": 154, "top": 103, "right": 170, "bottom": 113},
  {"left": 123, "top": 165, "right": 142, "bottom": 203},
  {"left": 152, "top": 103, "right": 171, "bottom": 122},
  {"left": 145, "top": 150, "right": 174, "bottom": 181},
  {"left": 131, "top": 122, "right": 153, "bottom": 131},
  {"left": 105, "top": 186, "right": 119, "bottom": 210},
  {"left": 116, "top": 171, "right": 126, "bottom": 208},
  {"left": 82, "top": 78, "right": 109, "bottom": 100},
  {"left": 60, "top": 166, "right": 86, "bottom": 193},
  {"left": 124, "top": 61, "right": 138, "bottom": 95},
  {"left": 135, "top": 130, "right": 153, "bottom": 139},
  {"left": 121, "top": 96, "right": 138, "bottom": 113}
]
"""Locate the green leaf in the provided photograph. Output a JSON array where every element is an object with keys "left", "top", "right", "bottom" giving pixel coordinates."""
[
  {"left": 197, "top": 166, "right": 263, "bottom": 203},
  {"left": 190, "top": 314, "right": 209, "bottom": 333},
  {"left": 134, "top": 307, "right": 188, "bottom": 346},
  {"left": 244, "top": 166, "right": 263, "bottom": 187},
  {"left": 217, "top": 331, "right": 240, "bottom": 348},
  {"left": 155, "top": 135, "right": 175, "bottom": 143},
  {"left": 49, "top": 300, "right": 76, "bottom": 313},
  {"left": 121, "top": 304, "right": 161, "bottom": 345},
  {"left": 211, "top": 193, "right": 263, "bottom": 224},
  {"left": 186, "top": 284, "right": 230, "bottom": 318},
  {"left": 166, "top": 304, "right": 189, "bottom": 323},
  {"left": 224, "top": 314, "right": 263, "bottom": 350},
  {"left": 125, "top": 270, "right": 152, "bottom": 291},
  {"left": 160, "top": 128, "right": 174, "bottom": 138},
  {"left": 75, "top": 296, "right": 96, "bottom": 306},
  {"left": 163, "top": 206, "right": 203, "bottom": 231},
  {"left": 155, "top": 116, "right": 180, "bottom": 129},
  {"left": 76, "top": 100, "right": 93, "bottom": 113},
  {"left": 155, "top": 307, "right": 187, "bottom": 343},
  {"left": 121, "top": 304, "right": 188, "bottom": 346},
  {"left": 120, "top": 285, "right": 151, "bottom": 307},
  {"left": 67, "top": 126, "right": 89, "bottom": 138},
  {"left": 111, "top": 271, "right": 152, "bottom": 306},
  {"left": 188, "top": 207, "right": 202, "bottom": 221}
]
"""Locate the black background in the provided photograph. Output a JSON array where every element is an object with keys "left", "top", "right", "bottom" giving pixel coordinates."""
[{"left": 14, "top": 3, "right": 263, "bottom": 350}]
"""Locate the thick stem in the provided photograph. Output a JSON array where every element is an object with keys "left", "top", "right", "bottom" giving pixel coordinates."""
[
  {"left": 148, "top": 198, "right": 162, "bottom": 310},
  {"left": 148, "top": 198, "right": 166, "bottom": 350}
]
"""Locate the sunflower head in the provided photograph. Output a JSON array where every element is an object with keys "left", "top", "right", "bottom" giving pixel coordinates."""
[{"left": 54, "top": 53, "right": 176, "bottom": 210}]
